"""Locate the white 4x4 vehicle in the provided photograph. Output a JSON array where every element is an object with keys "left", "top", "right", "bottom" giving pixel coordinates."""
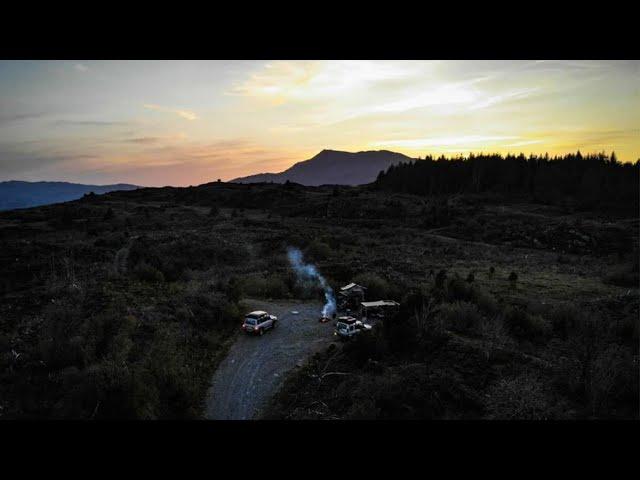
[
  {"left": 334, "top": 316, "right": 372, "bottom": 339},
  {"left": 242, "top": 310, "right": 277, "bottom": 336}
]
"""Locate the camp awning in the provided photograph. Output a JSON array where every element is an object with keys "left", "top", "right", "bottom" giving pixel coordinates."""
[{"left": 361, "top": 300, "right": 400, "bottom": 308}]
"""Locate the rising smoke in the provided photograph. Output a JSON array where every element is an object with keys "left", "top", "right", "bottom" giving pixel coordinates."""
[{"left": 286, "top": 247, "right": 336, "bottom": 317}]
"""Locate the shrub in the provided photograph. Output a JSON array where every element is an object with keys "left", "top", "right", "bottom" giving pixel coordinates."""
[
  {"left": 225, "top": 276, "right": 242, "bottom": 304},
  {"left": 435, "top": 269, "right": 447, "bottom": 289},
  {"left": 484, "top": 374, "right": 558, "bottom": 419},
  {"left": 549, "top": 304, "right": 580, "bottom": 339},
  {"left": 305, "top": 240, "right": 332, "bottom": 261},
  {"left": 242, "top": 274, "right": 290, "bottom": 299},
  {"left": 603, "top": 263, "right": 639, "bottom": 287},
  {"left": 133, "top": 262, "right": 165, "bottom": 283},
  {"left": 263, "top": 275, "right": 290, "bottom": 298},
  {"left": 590, "top": 344, "right": 638, "bottom": 418},
  {"left": 352, "top": 273, "right": 391, "bottom": 300},
  {"left": 480, "top": 315, "right": 514, "bottom": 354},
  {"left": 103, "top": 207, "right": 115, "bottom": 221},
  {"left": 344, "top": 328, "right": 389, "bottom": 365},
  {"left": 470, "top": 286, "right": 499, "bottom": 315},
  {"left": 503, "top": 307, "right": 550, "bottom": 343},
  {"left": 445, "top": 275, "right": 473, "bottom": 302},
  {"left": 438, "top": 301, "right": 482, "bottom": 334}
]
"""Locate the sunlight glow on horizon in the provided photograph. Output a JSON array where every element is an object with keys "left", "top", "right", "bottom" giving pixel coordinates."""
[{"left": 0, "top": 60, "right": 637, "bottom": 186}]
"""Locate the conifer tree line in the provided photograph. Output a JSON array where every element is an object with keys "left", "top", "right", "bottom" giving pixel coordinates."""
[{"left": 375, "top": 152, "right": 639, "bottom": 211}]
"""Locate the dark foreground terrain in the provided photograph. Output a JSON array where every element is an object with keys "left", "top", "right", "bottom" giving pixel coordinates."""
[{"left": 0, "top": 169, "right": 637, "bottom": 419}]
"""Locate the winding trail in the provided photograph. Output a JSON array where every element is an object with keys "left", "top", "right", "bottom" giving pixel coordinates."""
[{"left": 204, "top": 299, "right": 337, "bottom": 420}]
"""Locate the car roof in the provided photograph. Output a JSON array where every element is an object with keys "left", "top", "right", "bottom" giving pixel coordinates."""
[{"left": 337, "top": 316, "right": 357, "bottom": 323}]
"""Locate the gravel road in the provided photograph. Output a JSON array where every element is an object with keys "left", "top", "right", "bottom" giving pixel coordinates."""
[{"left": 204, "top": 299, "right": 337, "bottom": 420}]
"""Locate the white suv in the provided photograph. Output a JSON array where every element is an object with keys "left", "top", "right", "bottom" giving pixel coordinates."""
[
  {"left": 242, "top": 310, "right": 278, "bottom": 336},
  {"left": 334, "top": 316, "right": 372, "bottom": 339}
]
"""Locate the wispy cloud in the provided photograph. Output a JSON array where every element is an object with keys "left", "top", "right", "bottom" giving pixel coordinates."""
[
  {"left": 372, "top": 135, "right": 519, "bottom": 149},
  {"left": 143, "top": 104, "right": 198, "bottom": 121},
  {"left": 469, "top": 87, "right": 540, "bottom": 110},
  {"left": 74, "top": 63, "right": 89, "bottom": 72},
  {"left": 122, "top": 137, "right": 161, "bottom": 145},
  {"left": 0, "top": 112, "right": 47, "bottom": 125},
  {"left": 119, "top": 133, "right": 187, "bottom": 145},
  {"left": 52, "top": 120, "right": 131, "bottom": 127}
]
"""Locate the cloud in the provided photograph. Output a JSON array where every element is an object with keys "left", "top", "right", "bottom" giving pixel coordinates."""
[
  {"left": 0, "top": 140, "right": 99, "bottom": 180},
  {"left": 52, "top": 120, "right": 131, "bottom": 127},
  {"left": 230, "top": 60, "right": 430, "bottom": 105},
  {"left": 143, "top": 104, "right": 198, "bottom": 121},
  {"left": 119, "top": 133, "right": 187, "bottom": 145},
  {"left": 74, "top": 63, "right": 89, "bottom": 72},
  {"left": 469, "top": 87, "right": 540, "bottom": 110},
  {"left": 504, "top": 139, "right": 544, "bottom": 147},
  {"left": 0, "top": 112, "right": 47, "bottom": 126},
  {"left": 372, "top": 135, "right": 519, "bottom": 149},
  {"left": 122, "top": 137, "right": 161, "bottom": 145}
]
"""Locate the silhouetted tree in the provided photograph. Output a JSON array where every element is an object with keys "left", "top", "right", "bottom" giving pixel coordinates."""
[{"left": 374, "top": 151, "right": 639, "bottom": 213}]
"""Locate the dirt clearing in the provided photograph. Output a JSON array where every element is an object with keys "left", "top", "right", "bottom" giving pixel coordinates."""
[{"left": 204, "top": 298, "right": 338, "bottom": 420}]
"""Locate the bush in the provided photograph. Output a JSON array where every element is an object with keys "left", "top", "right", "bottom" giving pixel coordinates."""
[
  {"left": 603, "top": 263, "right": 639, "bottom": 287},
  {"left": 445, "top": 275, "right": 477, "bottom": 303},
  {"left": 305, "top": 240, "right": 332, "bottom": 261},
  {"left": 438, "top": 301, "right": 482, "bottom": 334},
  {"left": 242, "top": 274, "right": 290, "bottom": 299},
  {"left": 503, "top": 307, "right": 550, "bottom": 343},
  {"left": 133, "top": 262, "right": 165, "bottom": 283},
  {"left": 343, "top": 328, "right": 389, "bottom": 365},
  {"left": 352, "top": 273, "right": 391, "bottom": 300},
  {"left": 103, "top": 207, "right": 115, "bottom": 221},
  {"left": 470, "top": 286, "right": 499, "bottom": 315},
  {"left": 549, "top": 304, "right": 580, "bottom": 339},
  {"left": 590, "top": 344, "right": 638, "bottom": 418},
  {"left": 263, "top": 275, "right": 290, "bottom": 298},
  {"left": 435, "top": 269, "right": 447, "bottom": 289},
  {"left": 484, "top": 374, "right": 558, "bottom": 419}
]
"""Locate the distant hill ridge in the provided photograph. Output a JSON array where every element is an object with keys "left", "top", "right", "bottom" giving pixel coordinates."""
[
  {"left": 231, "top": 149, "right": 416, "bottom": 186},
  {"left": 0, "top": 180, "right": 139, "bottom": 211}
]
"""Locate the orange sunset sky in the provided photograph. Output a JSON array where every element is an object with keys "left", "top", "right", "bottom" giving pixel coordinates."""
[{"left": 0, "top": 60, "right": 638, "bottom": 186}]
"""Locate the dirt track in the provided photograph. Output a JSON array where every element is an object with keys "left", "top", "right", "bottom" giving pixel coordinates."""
[{"left": 204, "top": 299, "right": 337, "bottom": 420}]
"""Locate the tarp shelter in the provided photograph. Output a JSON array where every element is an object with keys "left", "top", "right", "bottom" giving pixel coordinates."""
[
  {"left": 361, "top": 300, "right": 400, "bottom": 319},
  {"left": 361, "top": 301, "right": 400, "bottom": 308},
  {"left": 338, "top": 283, "right": 367, "bottom": 311},
  {"left": 340, "top": 283, "right": 367, "bottom": 293}
]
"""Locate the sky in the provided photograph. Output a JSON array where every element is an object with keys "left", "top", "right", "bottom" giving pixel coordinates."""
[{"left": 0, "top": 60, "right": 638, "bottom": 186}]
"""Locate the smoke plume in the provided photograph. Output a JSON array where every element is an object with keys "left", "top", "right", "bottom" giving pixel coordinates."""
[{"left": 286, "top": 247, "right": 336, "bottom": 317}]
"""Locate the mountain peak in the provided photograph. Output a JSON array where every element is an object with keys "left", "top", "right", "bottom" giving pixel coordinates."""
[{"left": 232, "top": 149, "right": 416, "bottom": 186}]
